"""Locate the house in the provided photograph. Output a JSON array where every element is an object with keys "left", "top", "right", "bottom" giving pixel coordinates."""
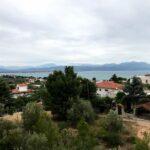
[
  {"left": 11, "top": 83, "right": 32, "bottom": 98},
  {"left": 16, "top": 83, "right": 28, "bottom": 92},
  {"left": 96, "top": 81, "right": 124, "bottom": 98},
  {"left": 137, "top": 74, "right": 150, "bottom": 84},
  {"left": 137, "top": 74, "right": 150, "bottom": 95}
]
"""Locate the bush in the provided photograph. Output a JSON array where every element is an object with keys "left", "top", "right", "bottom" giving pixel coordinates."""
[
  {"left": 22, "top": 102, "right": 60, "bottom": 148},
  {"left": 5, "top": 128, "right": 24, "bottom": 149},
  {"left": 34, "top": 112, "right": 59, "bottom": 148},
  {"left": 99, "top": 110, "right": 123, "bottom": 148},
  {"left": 57, "top": 128, "right": 77, "bottom": 149},
  {"left": 22, "top": 102, "right": 43, "bottom": 132},
  {"left": 24, "top": 133, "right": 49, "bottom": 150},
  {"left": 75, "top": 119, "right": 97, "bottom": 150},
  {"left": 67, "top": 100, "right": 95, "bottom": 125},
  {"left": 0, "top": 119, "right": 22, "bottom": 149},
  {"left": 90, "top": 96, "right": 114, "bottom": 113}
]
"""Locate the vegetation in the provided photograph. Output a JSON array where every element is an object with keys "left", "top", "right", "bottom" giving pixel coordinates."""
[
  {"left": 67, "top": 99, "right": 95, "bottom": 125},
  {"left": 99, "top": 110, "right": 124, "bottom": 148},
  {"left": 135, "top": 133, "right": 150, "bottom": 150},
  {"left": 123, "top": 77, "right": 145, "bottom": 112},
  {"left": 0, "top": 77, "right": 10, "bottom": 103},
  {"left": 79, "top": 78, "right": 97, "bottom": 100},
  {"left": 46, "top": 66, "right": 81, "bottom": 119},
  {"left": 109, "top": 74, "right": 127, "bottom": 83},
  {"left": 91, "top": 96, "right": 114, "bottom": 113},
  {"left": 0, "top": 67, "right": 149, "bottom": 149}
]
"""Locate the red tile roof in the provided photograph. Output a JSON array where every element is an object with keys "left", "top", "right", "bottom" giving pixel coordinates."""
[
  {"left": 17, "top": 83, "right": 27, "bottom": 87},
  {"left": 96, "top": 81, "right": 123, "bottom": 90},
  {"left": 11, "top": 89, "right": 33, "bottom": 94}
]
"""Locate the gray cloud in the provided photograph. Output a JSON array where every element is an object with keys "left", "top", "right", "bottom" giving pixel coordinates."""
[{"left": 0, "top": 0, "right": 150, "bottom": 66}]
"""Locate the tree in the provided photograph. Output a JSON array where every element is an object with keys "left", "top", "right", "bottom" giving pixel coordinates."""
[
  {"left": 99, "top": 110, "right": 123, "bottom": 148},
  {"left": 124, "top": 77, "right": 145, "bottom": 97},
  {"left": 46, "top": 66, "right": 81, "bottom": 119},
  {"left": 0, "top": 77, "right": 10, "bottom": 103},
  {"left": 115, "top": 91, "right": 126, "bottom": 103},
  {"left": 123, "top": 77, "right": 145, "bottom": 111},
  {"left": 110, "top": 74, "right": 127, "bottom": 83},
  {"left": 110, "top": 74, "right": 118, "bottom": 83},
  {"left": 67, "top": 99, "right": 95, "bottom": 125},
  {"left": 80, "top": 78, "right": 97, "bottom": 100}
]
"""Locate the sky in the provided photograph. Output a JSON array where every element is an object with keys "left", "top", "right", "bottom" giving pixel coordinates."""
[{"left": 0, "top": 0, "right": 150, "bottom": 66}]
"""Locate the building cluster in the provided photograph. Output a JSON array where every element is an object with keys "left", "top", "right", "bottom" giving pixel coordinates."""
[
  {"left": 11, "top": 77, "right": 45, "bottom": 98},
  {"left": 95, "top": 74, "right": 150, "bottom": 98}
]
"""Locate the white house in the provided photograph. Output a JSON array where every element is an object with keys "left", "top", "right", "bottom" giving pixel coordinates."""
[
  {"left": 16, "top": 83, "right": 28, "bottom": 92},
  {"left": 96, "top": 81, "right": 124, "bottom": 98},
  {"left": 12, "top": 83, "right": 32, "bottom": 98},
  {"left": 137, "top": 74, "right": 150, "bottom": 84}
]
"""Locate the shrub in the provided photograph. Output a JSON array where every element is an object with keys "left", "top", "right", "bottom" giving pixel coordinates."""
[
  {"left": 0, "top": 119, "right": 22, "bottom": 149},
  {"left": 99, "top": 110, "right": 123, "bottom": 148},
  {"left": 22, "top": 102, "right": 43, "bottom": 132},
  {"left": 24, "top": 133, "right": 49, "bottom": 150},
  {"left": 90, "top": 96, "right": 113, "bottom": 113},
  {"left": 67, "top": 100, "right": 95, "bottom": 125},
  {"left": 57, "top": 128, "right": 77, "bottom": 149},
  {"left": 75, "top": 119, "right": 97, "bottom": 150},
  {"left": 5, "top": 128, "right": 24, "bottom": 149},
  {"left": 34, "top": 112, "right": 59, "bottom": 148}
]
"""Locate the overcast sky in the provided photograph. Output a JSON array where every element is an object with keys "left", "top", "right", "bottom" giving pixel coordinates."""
[{"left": 0, "top": 0, "right": 150, "bottom": 66}]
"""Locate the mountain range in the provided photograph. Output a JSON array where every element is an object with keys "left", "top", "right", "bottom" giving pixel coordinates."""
[{"left": 0, "top": 62, "right": 150, "bottom": 72}]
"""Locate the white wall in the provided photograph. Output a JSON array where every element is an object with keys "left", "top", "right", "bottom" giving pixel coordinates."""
[
  {"left": 17, "top": 85, "right": 28, "bottom": 92},
  {"left": 138, "top": 76, "right": 150, "bottom": 84},
  {"left": 97, "top": 88, "right": 121, "bottom": 98}
]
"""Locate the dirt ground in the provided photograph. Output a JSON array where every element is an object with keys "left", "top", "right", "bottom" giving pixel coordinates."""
[
  {"left": 123, "top": 117, "right": 150, "bottom": 139},
  {"left": 1, "top": 111, "right": 52, "bottom": 123},
  {"left": 1, "top": 112, "right": 22, "bottom": 123}
]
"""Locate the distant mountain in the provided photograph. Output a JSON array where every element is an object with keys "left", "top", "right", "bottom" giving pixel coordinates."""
[
  {"left": 35, "top": 63, "right": 57, "bottom": 68},
  {"left": 0, "top": 62, "right": 150, "bottom": 72}
]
